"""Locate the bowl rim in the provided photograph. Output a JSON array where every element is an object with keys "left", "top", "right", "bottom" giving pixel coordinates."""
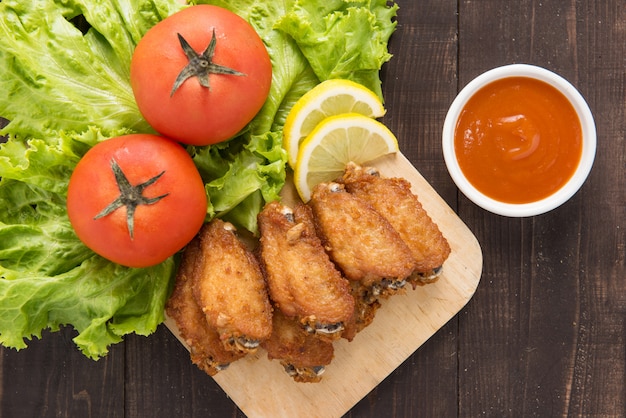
[{"left": 442, "top": 63, "right": 597, "bottom": 217}]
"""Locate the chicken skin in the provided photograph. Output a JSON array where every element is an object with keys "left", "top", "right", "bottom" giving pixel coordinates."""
[
  {"left": 341, "top": 281, "right": 382, "bottom": 342},
  {"left": 340, "top": 162, "right": 451, "bottom": 285},
  {"left": 262, "top": 309, "right": 335, "bottom": 383},
  {"left": 257, "top": 201, "right": 354, "bottom": 340},
  {"left": 191, "top": 219, "right": 273, "bottom": 354},
  {"left": 308, "top": 181, "right": 417, "bottom": 292},
  {"left": 165, "top": 237, "right": 245, "bottom": 375}
]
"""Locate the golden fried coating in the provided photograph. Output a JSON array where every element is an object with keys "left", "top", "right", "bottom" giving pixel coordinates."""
[
  {"left": 308, "top": 182, "right": 417, "bottom": 288},
  {"left": 192, "top": 219, "right": 273, "bottom": 354},
  {"left": 341, "top": 281, "right": 381, "bottom": 342},
  {"left": 165, "top": 237, "right": 245, "bottom": 375},
  {"left": 341, "top": 162, "right": 451, "bottom": 284},
  {"left": 262, "top": 309, "right": 334, "bottom": 383},
  {"left": 257, "top": 201, "right": 354, "bottom": 339}
]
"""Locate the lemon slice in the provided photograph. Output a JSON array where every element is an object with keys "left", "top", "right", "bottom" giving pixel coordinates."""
[
  {"left": 294, "top": 113, "right": 399, "bottom": 202},
  {"left": 284, "top": 79, "right": 386, "bottom": 168}
]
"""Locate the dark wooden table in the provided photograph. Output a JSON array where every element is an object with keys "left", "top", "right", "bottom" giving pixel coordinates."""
[{"left": 2, "top": 1, "right": 625, "bottom": 417}]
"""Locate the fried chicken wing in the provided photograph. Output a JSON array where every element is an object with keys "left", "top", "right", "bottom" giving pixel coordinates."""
[
  {"left": 192, "top": 219, "right": 273, "bottom": 354},
  {"left": 308, "top": 182, "right": 417, "bottom": 291},
  {"left": 258, "top": 201, "right": 354, "bottom": 340},
  {"left": 341, "top": 281, "right": 382, "bottom": 341},
  {"left": 262, "top": 309, "right": 334, "bottom": 383},
  {"left": 165, "top": 237, "right": 245, "bottom": 375},
  {"left": 341, "top": 162, "right": 451, "bottom": 285}
]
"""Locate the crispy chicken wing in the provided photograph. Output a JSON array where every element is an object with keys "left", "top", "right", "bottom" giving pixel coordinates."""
[
  {"left": 308, "top": 182, "right": 417, "bottom": 292},
  {"left": 341, "top": 281, "right": 382, "bottom": 341},
  {"left": 165, "top": 237, "right": 245, "bottom": 375},
  {"left": 262, "top": 309, "right": 334, "bottom": 383},
  {"left": 192, "top": 219, "right": 273, "bottom": 354},
  {"left": 258, "top": 201, "right": 354, "bottom": 340},
  {"left": 341, "top": 162, "right": 451, "bottom": 285}
]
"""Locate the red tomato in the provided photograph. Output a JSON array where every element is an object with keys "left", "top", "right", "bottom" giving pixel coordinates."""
[
  {"left": 130, "top": 5, "right": 272, "bottom": 146},
  {"left": 67, "top": 134, "right": 207, "bottom": 268}
]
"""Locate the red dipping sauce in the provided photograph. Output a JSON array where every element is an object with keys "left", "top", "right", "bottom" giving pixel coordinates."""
[{"left": 454, "top": 77, "right": 583, "bottom": 204}]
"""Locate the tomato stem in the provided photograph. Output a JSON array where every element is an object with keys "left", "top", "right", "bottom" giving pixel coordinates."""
[
  {"left": 170, "top": 29, "right": 246, "bottom": 96},
  {"left": 94, "top": 159, "right": 169, "bottom": 240}
]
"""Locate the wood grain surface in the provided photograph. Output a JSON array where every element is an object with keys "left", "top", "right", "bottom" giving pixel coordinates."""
[{"left": 1, "top": 1, "right": 625, "bottom": 417}]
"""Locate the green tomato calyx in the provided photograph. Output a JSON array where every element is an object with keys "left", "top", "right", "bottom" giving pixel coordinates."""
[
  {"left": 171, "top": 29, "right": 246, "bottom": 96},
  {"left": 94, "top": 159, "right": 169, "bottom": 240}
]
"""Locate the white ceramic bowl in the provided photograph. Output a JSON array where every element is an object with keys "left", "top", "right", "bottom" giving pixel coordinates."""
[{"left": 442, "top": 64, "right": 596, "bottom": 217}]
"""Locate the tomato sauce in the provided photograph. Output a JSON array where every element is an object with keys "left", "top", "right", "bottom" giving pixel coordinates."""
[{"left": 454, "top": 77, "right": 583, "bottom": 204}]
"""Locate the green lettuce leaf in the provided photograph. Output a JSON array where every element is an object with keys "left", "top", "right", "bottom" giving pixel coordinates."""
[
  {"left": 275, "top": 0, "right": 398, "bottom": 99},
  {"left": 0, "top": 0, "right": 397, "bottom": 358},
  {"left": 0, "top": 0, "right": 184, "bottom": 139},
  {"left": 0, "top": 0, "right": 184, "bottom": 359},
  {"left": 193, "top": 131, "right": 287, "bottom": 233},
  {"left": 0, "top": 179, "right": 175, "bottom": 359}
]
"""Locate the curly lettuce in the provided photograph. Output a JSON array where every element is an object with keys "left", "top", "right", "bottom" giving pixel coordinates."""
[{"left": 0, "top": 0, "right": 397, "bottom": 359}]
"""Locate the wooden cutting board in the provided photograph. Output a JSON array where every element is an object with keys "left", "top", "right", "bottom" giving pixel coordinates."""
[{"left": 164, "top": 152, "right": 482, "bottom": 418}]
